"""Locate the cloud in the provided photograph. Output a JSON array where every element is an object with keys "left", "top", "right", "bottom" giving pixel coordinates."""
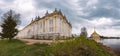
[
  {"left": 18, "top": 26, "right": 24, "bottom": 30},
  {"left": 0, "top": 0, "right": 43, "bottom": 27},
  {"left": 2, "top": 0, "right": 15, "bottom": 3},
  {"left": 78, "top": 0, "right": 120, "bottom": 19},
  {"left": 0, "top": 0, "right": 120, "bottom": 37},
  {"left": 87, "top": 0, "right": 98, "bottom": 7},
  {"left": 33, "top": 0, "right": 80, "bottom": 25},
  {"left": 98, "top": 28, "right": 120, "bottom": 37},
  {"left": 89, "top": 17, "right": 112, "bottom": 26}
]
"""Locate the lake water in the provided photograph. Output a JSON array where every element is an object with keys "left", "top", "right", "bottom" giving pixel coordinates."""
[{"left": 101, "top": 39, "right": 120, "bottom": 55}]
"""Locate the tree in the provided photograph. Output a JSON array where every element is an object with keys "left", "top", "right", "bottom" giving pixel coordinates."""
[
  {"left": 0, "top": 10, "right": 21, "bottom": 41},
  {"left": 80, "top": 27, "right": 88, "bottom": 37}
]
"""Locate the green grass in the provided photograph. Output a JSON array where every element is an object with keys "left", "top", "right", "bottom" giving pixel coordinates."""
[
  {"left": 0, "top": 39, "right": 49, "bottom": 56},
  {"left": 0, "top": 36, "right": 116, "bottom": 56},
  {"left": 49, "top": 35, "right": 115, "bottom": 56}
]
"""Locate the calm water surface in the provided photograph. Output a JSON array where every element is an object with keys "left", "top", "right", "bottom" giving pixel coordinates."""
[{"left": 101, "top": 39, "right": 120, "bottom": 55}]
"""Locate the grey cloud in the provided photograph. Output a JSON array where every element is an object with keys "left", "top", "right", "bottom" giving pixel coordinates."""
[
  {"left": 0, "top": 9, "right": 3, "bottom": 16},
  {"left": 33, "top": 0, "right": 70, "bottom": 10},
  {"left": 111, "top": 21, "right": 120, "bottom": 26},
  {"left": 2, "top": 0, "right": 15, "bottom": 3},
  {"left": 76, "top": 0, "right": 120, "bottom": 33},
  {"left": 0, "top": 9, "right": 5, "bottom": 24},
  {"left": 97, "top": 0, "right": 120, "bottom": 9},
  {"left": 33, "top": 0, "right": 120, "bottom": 28},
  {"left": 0, "top": 0, "right": 120, "bottom": 36},
  {"left": 33, "top": 0, "right": 79, "bottom": 26},
  {"left": 78, "top": 0, "right": 120, "bottom": 20}
]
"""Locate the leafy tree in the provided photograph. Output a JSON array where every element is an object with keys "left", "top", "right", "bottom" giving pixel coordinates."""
[
  {"left": 0, "top": 10, "right": 21, "bottom": 41},
  {"left": 80, "top": 27, "right": 88, "bottom": 37}
]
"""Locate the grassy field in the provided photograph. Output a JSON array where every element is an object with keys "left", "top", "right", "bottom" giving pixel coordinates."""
[
  {"left": 0, "top": 39, "right": 49, "bottom": 56},
  {"left": 0, "top": 36, "right": 116, "bottom": 56}
]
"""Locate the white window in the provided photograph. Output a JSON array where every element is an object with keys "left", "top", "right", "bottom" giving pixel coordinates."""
[
  {"left": 49, "top": 19, "right": 53, "bottom": 25},
  {"left": 43, "top": 21, "right": 45, "bottom": 32},
  {"left": 39, "top": 22, "right": 42, "bottom": 28}
]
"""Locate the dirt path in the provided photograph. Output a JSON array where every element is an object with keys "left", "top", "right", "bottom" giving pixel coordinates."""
[{"left": 18, "top": 38, "right": 65, "bottom": 45}]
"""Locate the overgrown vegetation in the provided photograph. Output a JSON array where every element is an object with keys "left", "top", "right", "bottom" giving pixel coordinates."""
[
  {"left": 0, "top": 36, "right": 116, "bottom": 56},
  {"left": 49, "top": 35, "right": 116, "bottom": 56}
]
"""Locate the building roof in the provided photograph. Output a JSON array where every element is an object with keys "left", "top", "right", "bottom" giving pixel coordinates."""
[
  {"left": 90, "top": 28, "right": 101, "bottom": 42},
  {"left": 20, "top": 9, "right": 72, "bottom": 31},
  {"left": 91, "top": 27, "right": 100, "bottom": 37}
]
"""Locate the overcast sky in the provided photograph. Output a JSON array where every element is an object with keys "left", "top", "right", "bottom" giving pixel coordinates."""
[{"left": 0, "top": 0, "right": 120, "bottom": 37}]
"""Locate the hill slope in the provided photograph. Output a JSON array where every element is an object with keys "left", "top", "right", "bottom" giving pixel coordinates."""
[
  {"left": 0, "top": 36, "right": 116, "bottom": 56},
  {"left": 49, "top": 35, "right": 116, "bottom": 56}
]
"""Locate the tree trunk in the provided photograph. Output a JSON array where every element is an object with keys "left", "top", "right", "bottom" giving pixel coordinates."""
[{"left": 9, "top": 38, "right": 12, "bottom": 41}]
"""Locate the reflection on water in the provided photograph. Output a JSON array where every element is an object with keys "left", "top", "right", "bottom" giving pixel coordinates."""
[{"left": 101, "top": 39, "right": 120, "bottom": 55}]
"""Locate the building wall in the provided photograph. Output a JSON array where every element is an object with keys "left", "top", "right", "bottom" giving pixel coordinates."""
[{"left": 16, "top": 11, "right": 72, "bottom": 39}]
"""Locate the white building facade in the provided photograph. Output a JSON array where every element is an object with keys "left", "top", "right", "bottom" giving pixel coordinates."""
[{"left": 16, "top": 9, "right": 72, "bottom": 39}]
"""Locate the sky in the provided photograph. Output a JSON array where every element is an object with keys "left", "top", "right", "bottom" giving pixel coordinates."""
[{"left": 0, "top": 0, "right": 120, "bottom": 37}]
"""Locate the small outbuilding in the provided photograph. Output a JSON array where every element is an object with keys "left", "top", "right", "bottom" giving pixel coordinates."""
[{"left": 90, "top": 28, "right": 100, "bottom": 42}]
